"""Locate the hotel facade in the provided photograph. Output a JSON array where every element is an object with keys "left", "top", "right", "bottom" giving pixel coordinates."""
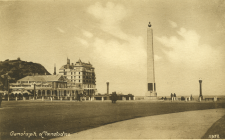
[
  {"left": 59, "top": 58, "right": 97, "bottom": 96},
  {"left": 7, "top": 58, "right": 97, "bottom": 100}
]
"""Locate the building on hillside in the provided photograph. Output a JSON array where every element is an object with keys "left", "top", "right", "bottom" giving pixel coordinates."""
[
  {"left": 9, "top": 74, "right": 83, "bottom": 99},
  {"left": 59, "top": 58, "right": 97, "bottom": 96}
]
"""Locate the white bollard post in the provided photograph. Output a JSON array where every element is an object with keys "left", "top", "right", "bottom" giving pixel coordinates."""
[
  {"left": 33, "top": 97, "right": 34, "bottom": 100},
  {"left": 189, "top": 97, "right": 190, "bottom": 101},
  {"left": 51, "top": 97, "right": 52, "bottom": 101},
  {"left": 185, "top": 98, "right": 187, "bottom": 102},
  {"left": 102, "top": 97, "right": 104, "bottom": 101},
  {"left": 60, "top": 97, "right": 62, "bottom": 101},
  {"left": 42, "top": 96, "right": 44, "bottom": 101},
  {"left": 16, "top": 97, "right": 17, "bottom": 101},
  {"left": 129, "top": 97, "right": 131, "bottom": 100},
  {"left": 199, "top": 97, "right": 201, "bottom": 102},
  {"left": 133, "top": 97, "right": 135, "bottom": 100},
  {"left": 70, "top": 97, "right": 72, "bottom": 101}
]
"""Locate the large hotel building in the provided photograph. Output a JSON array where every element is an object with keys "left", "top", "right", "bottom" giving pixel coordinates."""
[{"left": 59, "top": 58, "right": 97, "bottom": 96}]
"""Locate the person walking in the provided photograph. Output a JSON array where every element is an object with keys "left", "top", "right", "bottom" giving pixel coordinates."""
[
  {"left": 111, "top": 93, "right": 115, "bottom": 103},
  {"left": 171, "top": 93, "right": 173, "bottom": 101}
]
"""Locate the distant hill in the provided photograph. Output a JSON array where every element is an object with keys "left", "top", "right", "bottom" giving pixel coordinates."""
[{"left": 0, "top": 58, "right": 51, "bottom": 90}]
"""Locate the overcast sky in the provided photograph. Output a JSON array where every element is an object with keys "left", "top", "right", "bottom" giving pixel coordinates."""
[{"left": 0, "top": 0, "right": 225, "bottom": 96}]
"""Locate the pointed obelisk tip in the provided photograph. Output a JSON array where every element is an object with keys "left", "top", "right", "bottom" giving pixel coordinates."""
[{"left": 148, "top": 22, "right": 152, "bottom": 27}]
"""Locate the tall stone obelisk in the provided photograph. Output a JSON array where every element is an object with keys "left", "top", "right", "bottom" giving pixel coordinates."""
[{"left": 145, "top": 22, "right": 157, "bottom": 99}]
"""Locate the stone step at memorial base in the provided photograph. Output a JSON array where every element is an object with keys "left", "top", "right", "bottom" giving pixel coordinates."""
[{"left": 144, "top": 96, "right": 158, "bottom": 100}]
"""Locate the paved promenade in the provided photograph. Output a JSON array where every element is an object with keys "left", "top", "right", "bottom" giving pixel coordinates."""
[{"left": 53, "top": 108, "right": 225, "bottom": 139}]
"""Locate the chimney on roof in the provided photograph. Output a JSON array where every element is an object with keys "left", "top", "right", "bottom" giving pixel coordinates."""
[
  {"left": 67, "top": 58, "right": 70, "bottom": 69},
  {"left": 53, "top": 63, "right": 56, "bottom": 75}
]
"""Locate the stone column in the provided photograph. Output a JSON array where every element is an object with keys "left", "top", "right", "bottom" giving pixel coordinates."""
[
  {"left": 45, "top": 90, "right": 47, "bottom": 98},
  {"left": 36, "top": 90, "right": 38, "bottom": 99},
  {"left": 60, "top": 90, "right": 63, "bottom": 101},
  {"left": 57, "top": 90, "right": 59, "bottom": 100}
]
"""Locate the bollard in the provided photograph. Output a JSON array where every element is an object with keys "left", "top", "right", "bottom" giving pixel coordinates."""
[
  {"left": 42, "top": 97, "right": 44, "bottom": 101},
  {"left": 60, "top": 97, "right": 62, "bottom": 101},
  {"left": 189, "top": 97, "right": 190, "bottom": 101},
  {"left": 133, "top": 97, "right": 135, "bottom": 100},
  {"left": 129, "top": 97, "right": 131, "bottom": 101},
  {"left": 16, "top": 97, "right": 17, "bottom": 101},
  {"left": 70, "top": 97, "right": 72, "bottom": 101},
  {"left": 33, "top": 97, "right": 34, "bottom": 100},
  {"left": 185, "top": 98, "right": 187, "bottom": 102},
  {"left": 199, "top": 97, "right": 201, "bottom": 102},
  {"left": 51, "top": 97, "right": 52, "bottom": 101},
  {"left": 102, "top": 97, "right": 104, "bottom": 101},
  {"left": 85, "top": 97, "right": 86, "bottom": 101}
]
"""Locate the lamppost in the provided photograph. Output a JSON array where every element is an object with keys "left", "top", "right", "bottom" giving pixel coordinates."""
[
  {"left": 199, "top": 78, "right": 203, "bottom": 100},
  {"left": 33, "top": 82, "right": 36, "bottom": 100},
  {"left": 7, "top": 74, "right": 9, "bottom": 101},
  {"left": 106, "top": 81, "right": 109, "bottom": 95},
  {"left": 106, "top": 81, "right": 109, "bottom": 100}
]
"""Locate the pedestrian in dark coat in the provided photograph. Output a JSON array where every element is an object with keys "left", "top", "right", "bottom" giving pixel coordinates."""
[
  {"left": 111, "top": 93, "right": 114, "bottom": 103},
  {"left": 112, "top": 93, "right": 117, "bottom": 103}
]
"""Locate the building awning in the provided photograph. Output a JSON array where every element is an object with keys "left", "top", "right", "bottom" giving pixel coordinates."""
[{"left": 11, "top": 90, "right": 32, "bottom": 95}]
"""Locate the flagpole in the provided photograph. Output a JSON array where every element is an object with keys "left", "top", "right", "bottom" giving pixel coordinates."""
[{"left": 7, "top": 74, "right": 9, "bottom": 101}]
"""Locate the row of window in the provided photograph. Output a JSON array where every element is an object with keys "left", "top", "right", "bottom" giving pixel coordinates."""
[
  {"left": 70, "top": 80, "right": 95, "bottom": 83},
  {"left": 69, "top": 76, "right": 95, "bottom": 79}
]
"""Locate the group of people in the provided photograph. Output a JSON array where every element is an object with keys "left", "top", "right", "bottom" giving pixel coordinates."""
[
  {"left": 111, "top": 92, "right": 117, "bottom": 103},
  {"left": 161, "top": 93, "right": 177, "bottom": 100}
]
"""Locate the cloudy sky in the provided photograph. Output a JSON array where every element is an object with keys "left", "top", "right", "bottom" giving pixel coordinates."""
[{"left": 0, "top": 0, "right": 225, "bottom": 96}]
